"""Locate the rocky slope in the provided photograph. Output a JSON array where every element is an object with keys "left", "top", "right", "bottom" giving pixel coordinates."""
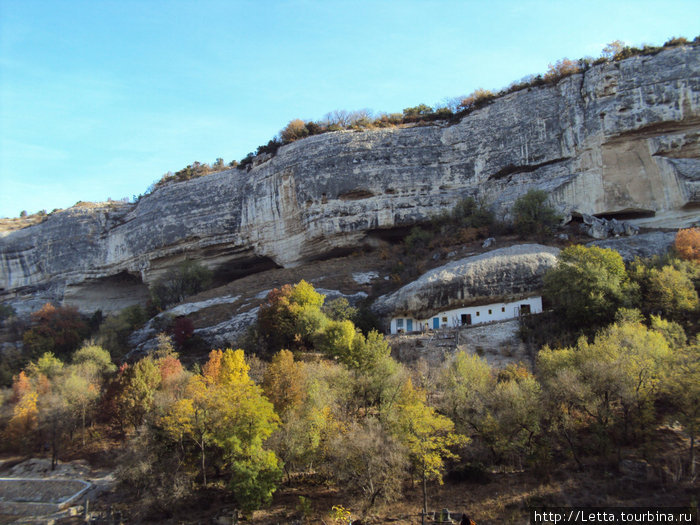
[{"left": 1, "top": 45, "right": 699, "bottom": 314}]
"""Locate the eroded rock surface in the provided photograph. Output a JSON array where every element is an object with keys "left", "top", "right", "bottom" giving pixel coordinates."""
[
  {"left": 1, "top": 46, "right": 698, "bottom": 313},
  {"left": 372, "top": 244, "right": 560, "bottom": 319}
]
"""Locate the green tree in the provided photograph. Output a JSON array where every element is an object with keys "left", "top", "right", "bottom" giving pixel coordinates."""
[
  {"left": 544, "top": 245, "right": 637, "bottom": 330},
  {"left": 119, "top": 357, "right": 162, "bottom": 430},
  {"left": 512, "top": 189, "right": 560, "bottom": 236},
  {"left": 451, "top": 196, "right": 494, "bottom": 229},
  {"left": 538, "top": 319, "right": 671, "bottom": 452},
  {"left": 149, "top": 260, "right": 212, "bottom": 310}
]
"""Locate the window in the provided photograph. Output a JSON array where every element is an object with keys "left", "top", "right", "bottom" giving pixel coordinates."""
[
  {"left": 442, "top": 316, "right": 447, "bottom": 322},
  {"left": 501, "top": 307, "right": 505, "bottom": 312},
  {"left": 396, "top": 318, "right": 404, "bottom": 329},
  {"left": 488, "top": 309, "right": 492, "bottom": 315},
  {"left": 476, "top": 311, "right": 480, "bottom": 316}
]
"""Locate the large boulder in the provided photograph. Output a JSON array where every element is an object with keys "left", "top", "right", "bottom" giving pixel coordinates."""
[{"left": 372, "top": 244, "right": 560, "bottom": 319}]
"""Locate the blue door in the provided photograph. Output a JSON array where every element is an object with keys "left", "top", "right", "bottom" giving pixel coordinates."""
[
  {"left": 433, "top": 317, "right": 440, "bottom": 329},
  {"left": 407, "top": 319, "right": 413, "bottom": 332}
]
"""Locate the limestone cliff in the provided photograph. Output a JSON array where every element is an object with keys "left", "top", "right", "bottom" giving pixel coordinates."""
[{"left": 1, "top": 46, "right": 698, "bottom": 313}]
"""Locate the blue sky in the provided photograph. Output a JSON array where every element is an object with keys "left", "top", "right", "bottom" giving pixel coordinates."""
[{"left": 1, "top": 0, "right": 698, "bottom": 218}]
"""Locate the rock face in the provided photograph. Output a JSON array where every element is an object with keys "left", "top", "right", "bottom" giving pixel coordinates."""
[
  {"left": 588, "top": 231, "right": 678, "bottom": 261},
  {"left": 1, "top": 46, "right": 699, "bottom": 313},
  {"left": 372, "top": 244, "right": 560, "bottom": 320}
]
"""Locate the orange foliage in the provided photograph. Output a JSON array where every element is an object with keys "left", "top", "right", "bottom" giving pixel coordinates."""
[
  {"left": 159, "top": 354, "right": 184, "bottom": 383},
  {"left": 11, "top": 371, "right": 31, "bottom": 402},
  {"left": 202, "top": 349, "right": 223, "bottom": 384},
  {"left": 675, "top": 227, "right": 700, "bottom": 262}
]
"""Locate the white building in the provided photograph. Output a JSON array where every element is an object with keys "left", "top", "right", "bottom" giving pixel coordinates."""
[{"left": 389, "top": 296, "right": 542, "bottom": 334}]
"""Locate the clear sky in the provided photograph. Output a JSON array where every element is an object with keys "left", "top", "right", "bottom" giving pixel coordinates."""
[{"left": 0, "top": 0, "right": 698, "bottom": 218}]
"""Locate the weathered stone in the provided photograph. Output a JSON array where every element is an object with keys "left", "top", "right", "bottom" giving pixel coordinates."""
[
  {"left": 588, "top": 231, "right": 677, "bottom": 261},
  {"left": 1, "top": 46, "right": 698, "bottom": 314},
  {"left": 482, "top": 237, "right": 496, "bottom": 248},
  {"left": 372, "top": 244, "right": 560, "bottom": 319}
]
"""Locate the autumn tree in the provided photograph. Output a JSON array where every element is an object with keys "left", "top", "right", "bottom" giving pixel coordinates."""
[
  {"left": 439, "top": 353, "right": 541, "bottom": 466},
  {"left": 675, "top": 227, "right": 700, "bottom": 261},
  {"left": 160, "top": 349, "right": 281, "bottom": 510},
  {"left": 262, "top": 349, "right": 306, "bottom": 416},
  {"left": 64, "top": 344, "right": 115, "bottom": 445},
  {"left": 538, "top": 318, "right": 671, "bottom": 453},
  {"left": 387, "top": 379, "right": 466, "bottom": 517},
  {"left": 280, "top": 119, "right": 309, "bottom": 143},
  {"left": 258, "top": 280, "right": 326, "bottom": 352},
  {"left": 22, "top": 303, "right": 89, "bottom": 360}
]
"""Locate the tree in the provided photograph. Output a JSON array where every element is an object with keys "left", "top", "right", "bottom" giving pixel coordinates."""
[
  {"left": 538, "top": 319, "right": 671, "bottom": 452},
  {"left": 439, "top": 353, "right": 541, "bottom": 465},
  {"left": 629, "top": 259, "right": 698, "bottom": 323},
  {"left": 149, "top": 260, "right": 212, "bottom": 310},
  {"left": 387, "top": 380, "right": 466, "bottom": 517},
  {"left": 402, "top": 104, "right": 433, "bottom": 118},
  {"left": 258, "top": 280, "right": 326, "bottom": 352},
  {"left": 22, "top": 304, "right": 89, "bottom": 360},
  {"left": 664, "top": 337, "right": 700, "bottom": 476},
  {"left": 544, "top": 58, "right": 580, "bottom": 81},
  {"left": 544, "top": 245, "right": 637, "bottom": 329},
  {"left": 675, "top": 227, "right": 700, "bottom": 261},
  {"left": 119, "top": 357, "right": 162, "bottom": 430},
  {"left": 323, "top": 297, "right": 357, "bottom": 323},
  {"left": 512, "top": 190, "right": 560, "bottom": 236},
  {"left": 328, "top": 419, "right": 408, "bottom": 510},
  {"left": 161, "top": 349, "right": 281, "bottom": 510},
  {"left": 280, "top": 119, "right": 309, "bottom": 143},
  {"left": 602, "top": 40, "right": 626, "bottom": 60},
  {"left": 451, "top": 196, "right": 494, "bottom": 229},
  {"left": 262, "top": 349, "right": 306, "bottom": 416}
]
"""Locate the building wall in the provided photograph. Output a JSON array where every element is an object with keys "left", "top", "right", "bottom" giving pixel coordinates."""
[{"left": 390, "top": 296, "right": 542, "bottom": 334}]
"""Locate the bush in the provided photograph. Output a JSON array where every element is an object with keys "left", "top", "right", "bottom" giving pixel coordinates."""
[
  {"left": 149, "top": 260, "right": 213, "bottom": 311},
  {"left": 280, "top": 119, "right": 309, "bottom": 143},
  {"left": 544, "top": 58, "right": 581, "bottom": 82},
  {"left": 512, "top": 190, "right": 560, "bottom": 236},
  {"left": 458, "top": 88, "right": 495, "bottom": 111},
  {"left": 451, "top": 196, "right": 494, "bottom": 229},
  {"left": 404, "top": 226, "right": 432, "bottom": 250}
]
